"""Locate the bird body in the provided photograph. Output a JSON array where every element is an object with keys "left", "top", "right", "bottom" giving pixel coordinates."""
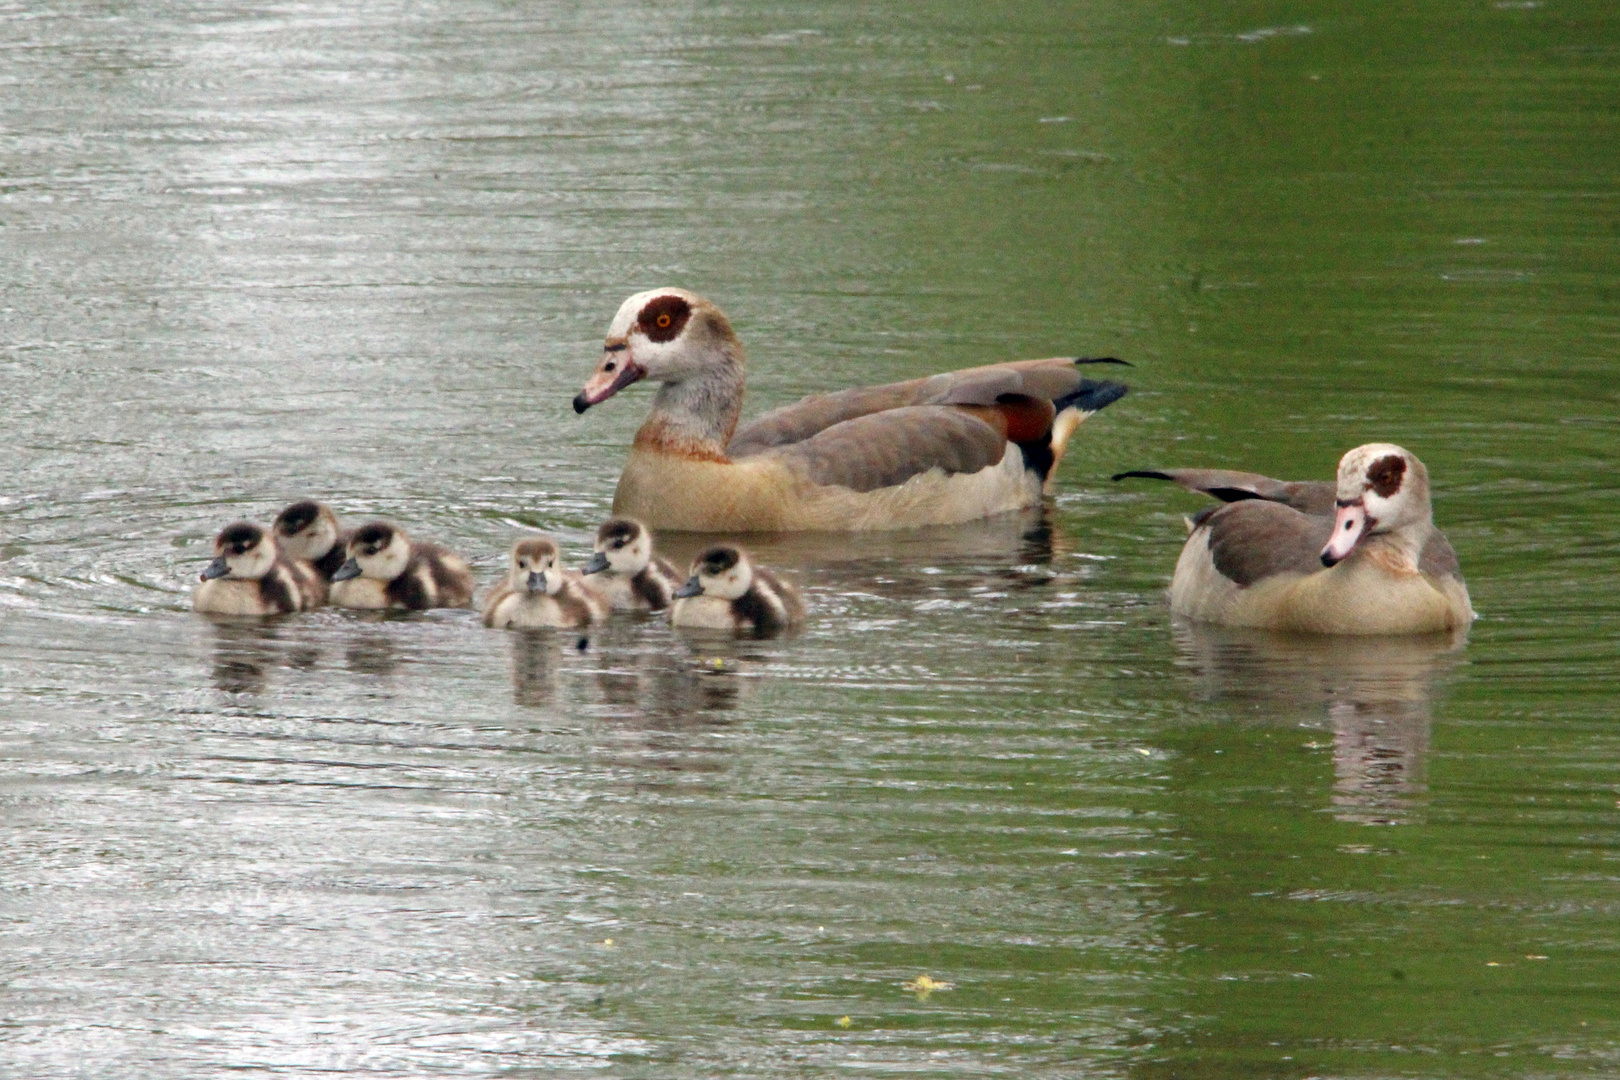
[
  {"left": 272, "top": 500, "right": 351, "bottom": 580},
  {"left": 574, "top": 289, "right": 1127, "bottom": 532},
  {"left": 670, "top": 545, "right": 804, "bottom": 636},
  {"left": 484, "top": 536, "right": 609, "bottom": 629},
  {"left": 581, "top": 518, "right": 682, "bottom": 612},
  {"left": 330, "top": 522, "right": 475, "bottom": 611},
  {"left": 1119, "top": 444, "right": 1473, "bottom": 635},
  {"left": 192, "top": 522, "right": 325, "bottom": 616}
]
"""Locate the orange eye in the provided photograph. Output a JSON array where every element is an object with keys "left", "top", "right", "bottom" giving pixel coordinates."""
[{"left": 656, "top": 313, "right": 672, "bottom": 329}]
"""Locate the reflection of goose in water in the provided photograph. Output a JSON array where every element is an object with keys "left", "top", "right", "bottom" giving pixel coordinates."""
[
  {"left": 508, "top": 631, "right": 558, "bottom": 707},
  {"left": 1173, "top": 621, "right": 1468, "bottom": 824},
  {"left": 206, "top": 618, "right": 284, "bottom": 694}
]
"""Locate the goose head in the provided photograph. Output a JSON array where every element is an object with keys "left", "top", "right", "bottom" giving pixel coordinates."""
[
  {"left": 335, "top": 522, "right": 411, "bottom": 582},
  {"left": 201, "top": 522, "right": 277, "bottom": 581},
  {"left": 272, "top": 500, "right": 341, "bottom": 562},
  {"left": 583, "top": 518, "right": 651, "bottom": 577},
  {"left": 574, "top": 289, "right": 742, "bottom": 412},
  {"left": 509, "top": 536, "right": 563, "bottom": 596},
  {"left": 1322, "top": 444, "right": 1433, "bottom": 566},
  {"left": 675, "top": 544, "right": 753, "bottom": 600}
]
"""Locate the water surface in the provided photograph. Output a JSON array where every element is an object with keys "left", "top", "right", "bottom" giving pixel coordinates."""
[{"left": 2, "top": 1, "right": 1618, "bottom": 1076}]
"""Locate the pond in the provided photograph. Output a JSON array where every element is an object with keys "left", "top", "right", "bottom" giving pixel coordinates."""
[{"left": 1, "top": 1, "right": 1616, "bottom": 1076}]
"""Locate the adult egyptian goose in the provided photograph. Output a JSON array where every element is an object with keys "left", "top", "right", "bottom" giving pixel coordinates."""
[
  {"left": 1116, "top": 443, "right": 1473, "bottom": 634},
  {"left": 670, "top": 544, "right": 805, "bottom": 636},
  {"left": 330, "top": 522, "right": 476, "bottom": 611},
  {"left": 483, "top": 535, "right": 610, "bottom": 629},
  {"left": 272, "top": 500, "right": 350, "bottom": 581},
  {"left": 572, "top": 289, "right": 1128, "bottom": 531},
  {"left": 193, "top": 521, "right": 325, "bottom": 616},
  {"left": 580, "top": 517, "right": 682, "bottom": 612}
]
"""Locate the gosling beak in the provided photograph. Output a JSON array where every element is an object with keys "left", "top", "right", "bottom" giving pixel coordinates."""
[
  {"left": 528, "top": 570, "right": 546, "bottom": 593},
  {"left": 674, "top": 576, "right": 704, "bottom": 599},
  {"left": 1321, "top": 502, "right": 1369, "bottom": 567},
  {"left": 582, "top": 551, "right": 610, "bottom": 575},
  {"left": 573, "top": 346, "right": 645, "bottom": 413},
  {"left": 332, "top": 558, "right": 363, "bottom": 582},
  {"left": 200, "top": 556, "right": 230, "bottom": 581}
]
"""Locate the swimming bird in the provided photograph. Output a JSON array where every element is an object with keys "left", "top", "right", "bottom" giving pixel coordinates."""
[
  {"left": 192, "top": 521, "right": 325, "bottom": 615},
  {"left": 272, "top": 500, "right": 350, "bottom": 580},
  {"left": 483, "top": 535, "right": 610, "bottom": 629},
  {"left": 580, "top": 517, "right": 682, "bottom": 612},
  {"left": 670, "top": 544, "right": 805, "bottom": 636},
  {"left": 572, "top": 289, "right": 1128, "bottom": 531},
  {"left": 330, "top": 521, "right": 475, "bottom": 611},
  {"left": 1116, "top": 443, "right": 1473, "bottom": 634}
]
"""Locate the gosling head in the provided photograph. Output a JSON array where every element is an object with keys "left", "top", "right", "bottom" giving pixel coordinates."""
[
  {"left": 574, "top": 289, "right": 742, "bottom": 413},
  {"left": 272, "top": 500, "right": 341, "bottom": 561},
  {"left": 334, "top": 522, "right": 410, "bottom": 582},
  {"left": 674, "top": 544, "right": 753, "bottom": 601},
  {"left": 583, "top": 518, "right": 652, "bottom": 577},
  {"left": 509, "top": 536, "right": 563, "bottom": 596},
  {"left": 1321, "top": 444, "right": 1432, "bottom": 567},
  {"left": 201, "top": 522, "right": 276, "bottom": 582}
]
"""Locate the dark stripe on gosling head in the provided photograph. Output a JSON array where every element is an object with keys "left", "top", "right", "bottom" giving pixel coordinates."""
[
  {"left": 273, "top": 500, "right": 322, "bottom": 535},
  {"left": 216, "top": 522, "right": 264, "bottom": 553}
]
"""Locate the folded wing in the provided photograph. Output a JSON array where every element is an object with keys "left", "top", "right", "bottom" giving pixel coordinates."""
[
  {"left": 1112, "top": 467, "right": 1336, "bottom": 516},
  {"left": 728, "top": 356, "right": 1127, "bottom": 459}
]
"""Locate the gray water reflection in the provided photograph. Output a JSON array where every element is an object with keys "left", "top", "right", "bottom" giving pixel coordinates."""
[{"left": 1173, "top": 622, "right": 1466, "bottom": 824}]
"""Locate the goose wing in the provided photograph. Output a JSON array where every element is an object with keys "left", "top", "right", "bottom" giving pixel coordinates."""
[
  {"left": 1201, "top": 500, "right": 1335, "bottom": 586},
  {"left": 760, "top": 406, "right": 1008, "bottom": 493},
  {"left": 728, "top": 356, "right": 1127, "bottom": 458},
  {"left": 1113, "top": 467, "right": 1335, "bottom": 516}
]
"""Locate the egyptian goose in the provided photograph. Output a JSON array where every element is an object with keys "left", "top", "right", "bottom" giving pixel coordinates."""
[
  {"left": 670, "top": 544, "right": 805, "bottom": 636},
  {"left": 580, "top": 517, "right": 682, "bottom": 612},
  {"left": 272, "top": 500, "right": 350, "bottom": 581},
  {"left": 330, "top": 521, "right": 475, "bottom": 611},
  {"left": 572, "top": 289, "right": 1128, "bottom": 531},
  {"left": 1116, "top": 443, "right": 1473, "bottom": 634},
  {"left": 483, "top": 535, "right": 610, "bottom": 629},
  {"left": 193, "top": 521, "right": 325, "bottom": 616}
]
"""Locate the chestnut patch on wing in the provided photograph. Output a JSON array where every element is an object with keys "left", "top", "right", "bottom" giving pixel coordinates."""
[
  {"left": 637, "top": 295, "right": 692, "bottom": 343},
  {"left": 1367, "top": 454, "right": 1407, "bottom": 498}
]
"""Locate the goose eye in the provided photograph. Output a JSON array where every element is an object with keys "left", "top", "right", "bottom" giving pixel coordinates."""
[
  {"left": 656, "top": 313, "right": 672, "bottom": 329},
  {"left": 604, "top": 361, "right": 616, "bottom": 372}
]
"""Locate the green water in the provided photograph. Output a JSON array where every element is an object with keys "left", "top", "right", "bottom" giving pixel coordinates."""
[{"left": 1, "top": 1, "right": 1616, "bottom": 1076}]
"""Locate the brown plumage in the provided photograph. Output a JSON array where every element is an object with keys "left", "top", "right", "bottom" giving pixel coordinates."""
[
  {"left": 1117, "top": 444, "right": 1473, "bottom": 635},
  {"left": 574, "top": 289, "right": 1128, "bottom": 531}
]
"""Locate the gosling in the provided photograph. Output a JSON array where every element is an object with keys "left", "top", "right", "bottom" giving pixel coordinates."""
[
  {"left": 580, "top": 517, "right": 682, "bottom": 612},
  {"left": 670, "top": 545, "right": 804, "bottom": 637},
  {"left": 272, "top": 500, "right": 350, "bottom": 580},
  {"left": 483, "top": 536, "right": 610, "bottom": 629},
  {"left": 330, "top": 521, "right": 475, "bottom": 611},
  {"left": 192, "top": 521, "right": 325, "bottom": 616}
]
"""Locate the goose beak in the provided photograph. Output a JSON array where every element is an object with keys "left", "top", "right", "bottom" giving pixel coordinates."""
[
  {"left": 528, "top": 571, "right": 546, "bottom": 593},
  {"left": 582, "top": 552, "right": 610, "bottom": 575},
  {"left": 573, "top": 345, "right": 645, "bottom": 413},
  {"left": 1321, "top": 502, "right": 1369, "bottom": 567},
  {"left": 674, "top": 576, "right": 704, "bottom": 599},
  {"left": 332, "top": 558, "right": 363, "bottom": 582},
  {"left": 200, "top": 556, "right": 230, "bottom": 581}
]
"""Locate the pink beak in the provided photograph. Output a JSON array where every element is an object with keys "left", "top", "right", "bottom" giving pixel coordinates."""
[
  {"left": 573, "top": 350, "right": 645, "bottom": 413},
  {"left": 1321, "top": 502, "right": 1368, "bottom": 567}
]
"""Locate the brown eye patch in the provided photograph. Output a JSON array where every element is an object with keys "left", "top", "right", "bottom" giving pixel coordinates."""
[
  {"left": 1367, "top": 454, "right": 1407, "bottom": 498},
  {"left": 637, "top": 294, "right": 691, "bottom": 343}
]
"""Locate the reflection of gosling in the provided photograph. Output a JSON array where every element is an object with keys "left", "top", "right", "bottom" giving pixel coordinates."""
[
  {"left": 671, "top": 545, "right": 804, "bottom": 636},
  {"left": 330, "top": 521, "right": 475, "bottom": 611},
  {"left": 581, "top": 517, "right": 682, "bottom": 612},
  {"left": 272, "top": 500, "right": 350, "bottom": 581},
  {"left": 193, "top": 521, "right": 325, "bottom": 615},
  {"left": 483, "top": 536, "right": 610, "bottom": 629}
]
